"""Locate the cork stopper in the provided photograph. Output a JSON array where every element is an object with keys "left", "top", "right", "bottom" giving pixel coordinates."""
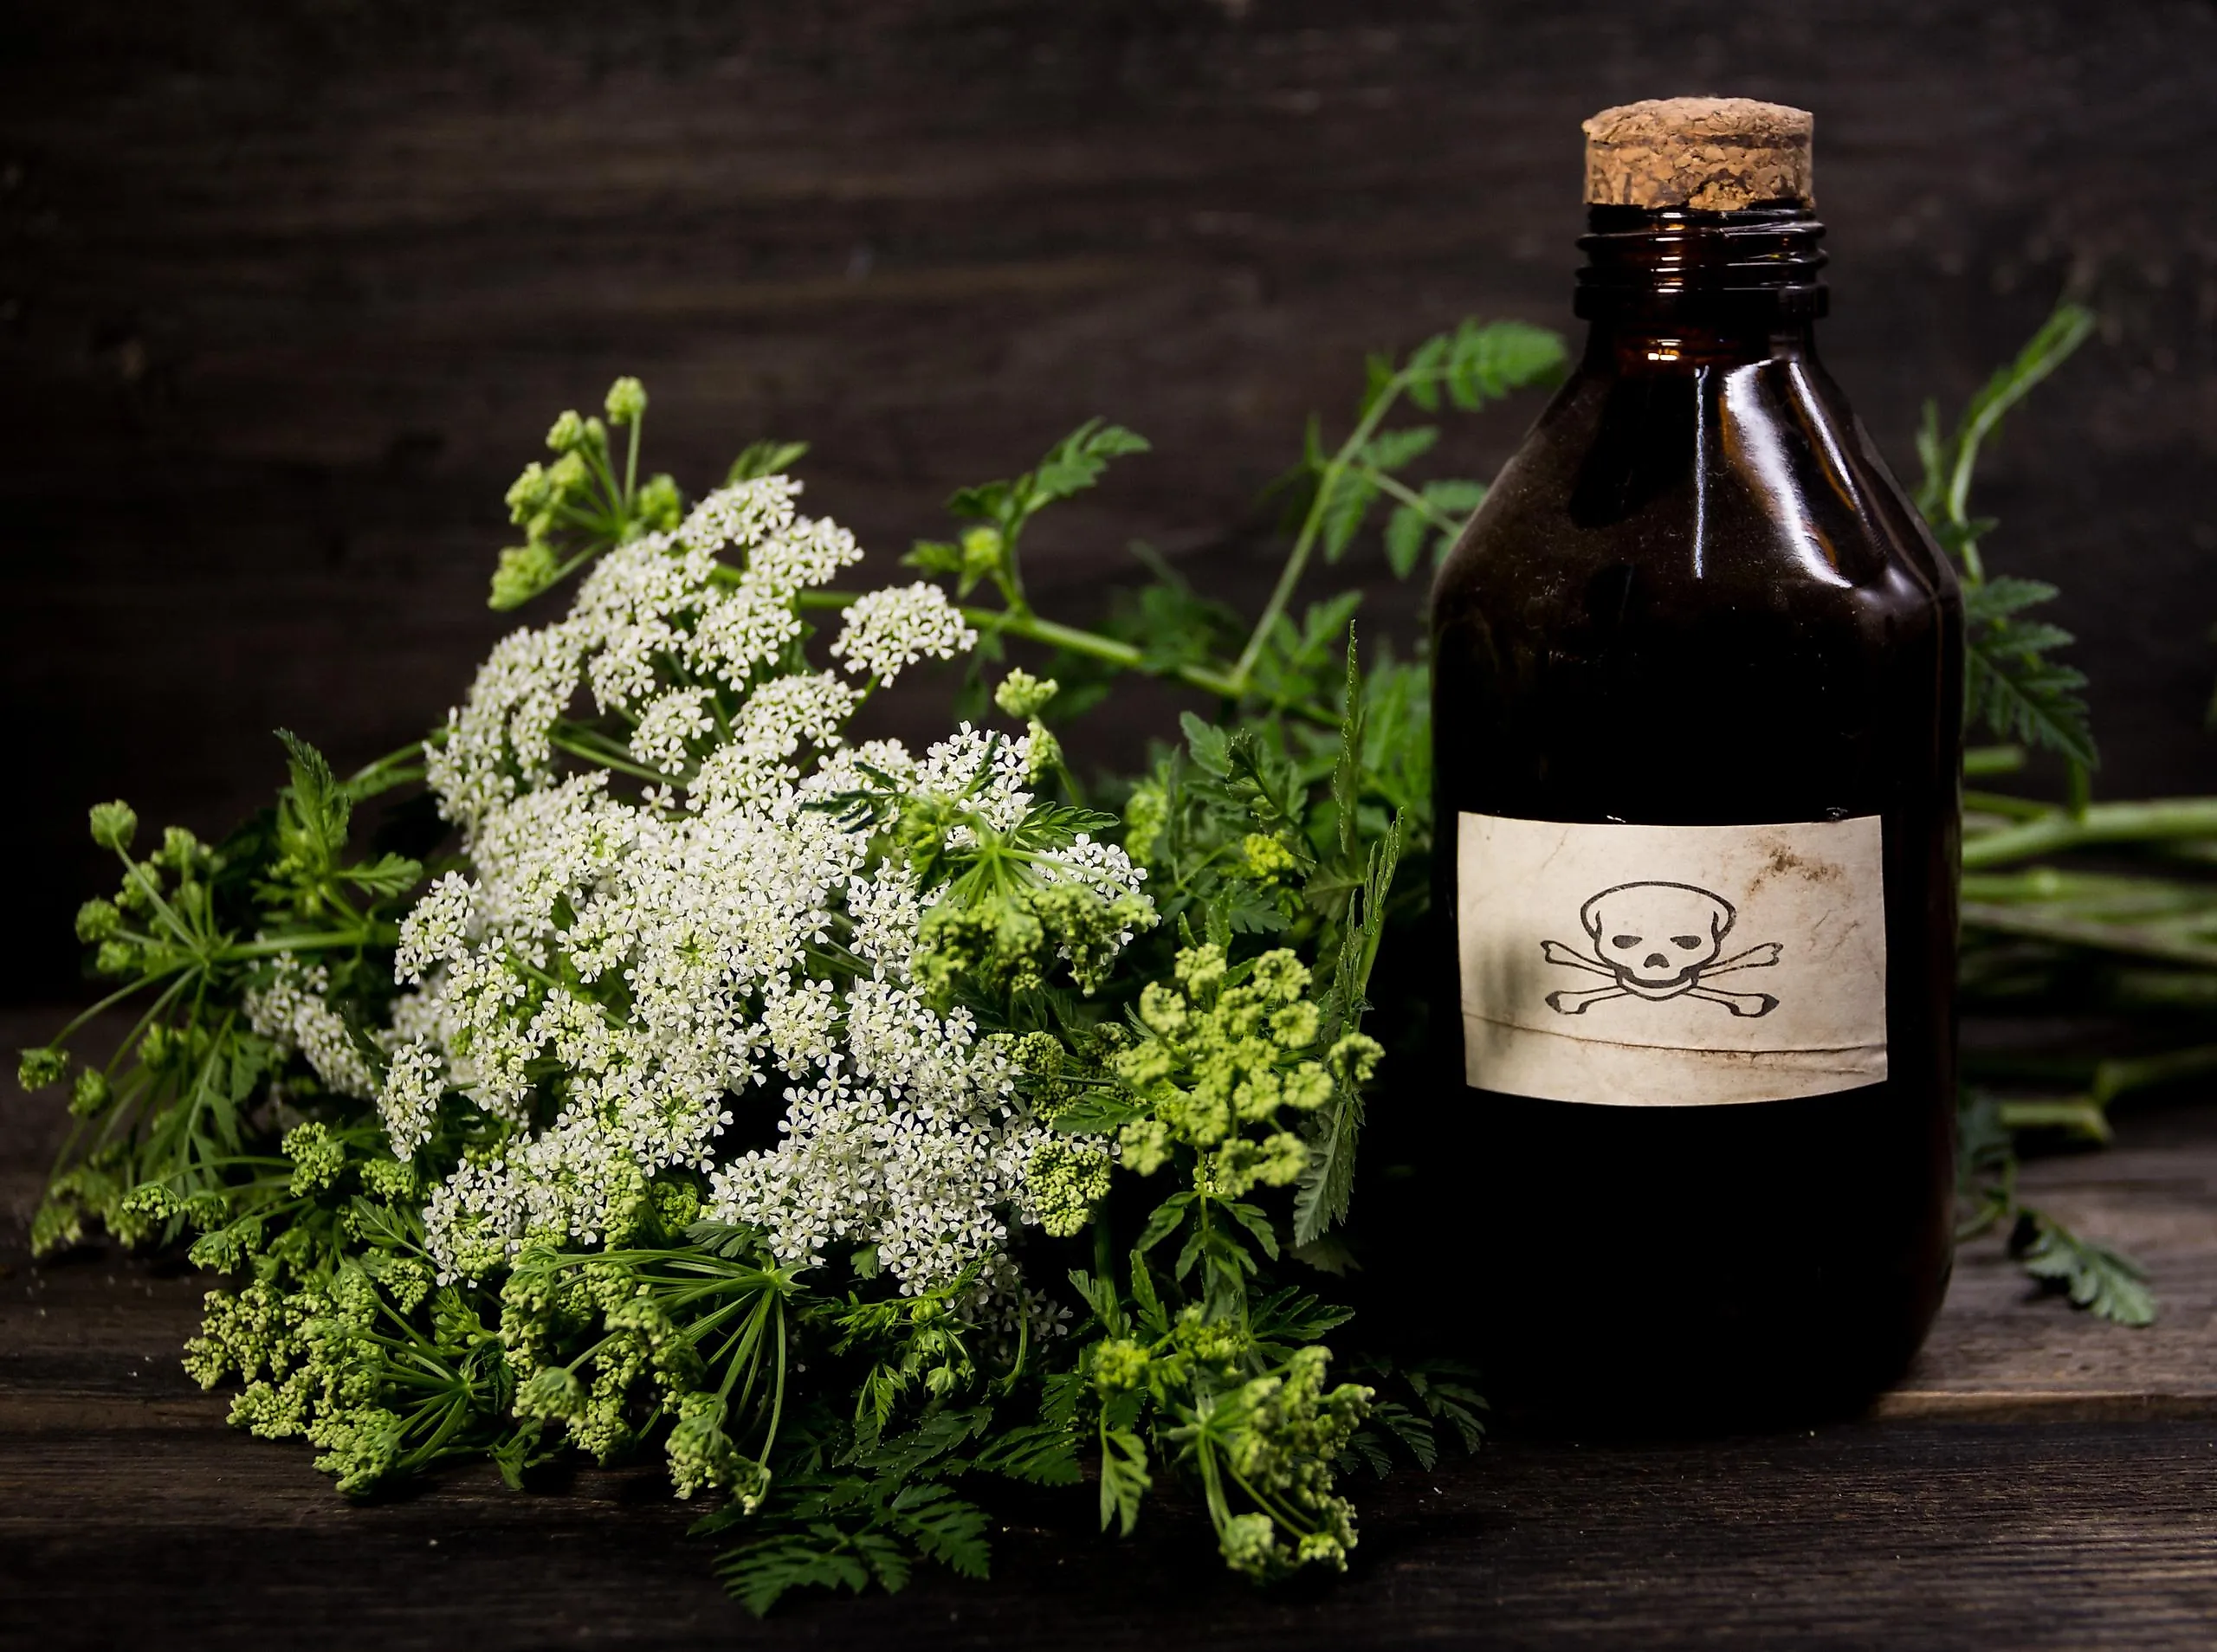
[{"left": 1582, "top": 97, "right": 1814, "bottom": 211}]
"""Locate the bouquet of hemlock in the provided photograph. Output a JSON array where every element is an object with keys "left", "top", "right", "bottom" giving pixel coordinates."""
[
  {"left": 17, "top": 307, "right": 2194, "bottom": 1610},
  {"left": 19, "top": 331, "right": 1561, "bottom": 1610}
]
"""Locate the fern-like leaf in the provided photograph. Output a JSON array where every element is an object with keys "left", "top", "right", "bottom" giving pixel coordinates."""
[{"left": 2011, "top": 1209, "right": 2156, "bottom": 1326}]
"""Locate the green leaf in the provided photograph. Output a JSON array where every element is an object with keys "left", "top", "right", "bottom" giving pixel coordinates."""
[
  {"left": 1406, "top": 1365, "right": 1490, "bottom": 1452},
  {"left": 1296, "top": 810, "right": 1403, "bottom": 1244},
  {"left": 1328, "top": 633, "right": 1365, "bottom": 860},
  {"left": 1318, "top": 469, "right": 1380, "bottom": 564},
  {"left": 1179, "top": 712, "right": 1232, "bottom": 778},
  {"left": 1440, "top": 319, "right": 1569, "bottom": 410},
  {"left": 888, "top": 1483, "right": 992, "bottom": 1579},
  {"left": 1223, "top": 1197, "right": 1281, "bottom": 1262},
  {"left": 727, "top": 439, "right": 811, "bottom": 484},
  {"left": 857, "top": 1406, "right": 993, "bottom": 1480},
  {"left": 1134, "top": 1194, "right": 1193, "bottom": 1256},
  {"left": 1370, "top": 1400, "right": 1439, "bottom": 1470},
  {"left": 275, "top": 730, "right": 352, "bottom": 861},
  {"left": 1032, "top": 422, "right": 1151, "bottom": 507},
  {"left": 1384, "top": 503, "right": 1429, "bottom": 579},
  {"left": 1361, "top": 426, "right": 1438, "bottom": 470},
  {"left": 1919, "top": 303, "right": 2096, "bottom": 523},
  {"left": 1128, "top": 1248, "right": 1168, "bottom": 1336},
  {"left": 1248, "top": 1284, "right": 1355, "bottom": 1350},
  {"left": 902, "top": 539, "right": 965, "bottom": 577},
  {"left": 341, "top": 852, "right": 423, "bottom": 897},
  {"left": 1421, "top": 478, "right": 1489, "bottom": 515},
  {"left": 971, "top": 1419, "right": 1083, "bottom": 1487},
  {"left": 1966, "top": 636, "right": 2097, "bottom": 771},
  {"left": 1046, "top": 1093, "right": 1145, "bottom": 1135},
  {"left": 1964, "top": 576, "right": 2061, "bottom": 622},
  {"left": 714, "top": 1528, "right": 882, "bottom": 1617},
  {"left": 1098, "top": 1427, "right": 1152, "bottom": 1537},
  {"left": 1066, "top": 1268, "right": 1128, "bottom": 1336},
  {"left": 2012, "top": 1209, "right": 2156, "bottom": 1326}
]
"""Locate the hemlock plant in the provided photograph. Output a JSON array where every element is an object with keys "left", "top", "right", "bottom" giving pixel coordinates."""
[{"left": 19, "top": 313, "right": 2186, "bottom": 1610}]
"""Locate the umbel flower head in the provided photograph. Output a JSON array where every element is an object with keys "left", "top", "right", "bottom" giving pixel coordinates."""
[{"left": 333, "top": 474, "right": 1153, "bottom": 1307}]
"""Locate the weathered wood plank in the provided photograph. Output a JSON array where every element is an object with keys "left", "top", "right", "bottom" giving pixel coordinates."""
[
  {"left": 9, "top": 999, "right": 2217, "bottom": 1645},
  {"left": 5, "top": 0, "right": 2217, "bottom": 1005}
]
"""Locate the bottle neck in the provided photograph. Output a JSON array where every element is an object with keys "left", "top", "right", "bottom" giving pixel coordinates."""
[{"left": 1575, "top": 203, "right": 1826, "bottom": 369}]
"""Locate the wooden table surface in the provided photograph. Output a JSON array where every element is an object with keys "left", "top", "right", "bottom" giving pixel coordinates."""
[{"left": 8, "top": 1008, "right": 2217, "bottom": 1651}]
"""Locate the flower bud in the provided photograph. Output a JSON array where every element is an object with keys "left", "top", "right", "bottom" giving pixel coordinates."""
[
  {"left": 88, "top": 800, "right": 138, "bottom": 851},
  {"left": 488, "top": 543, "right": 559, "bottom": 611},
  {"left": 69, "top": 1068, "right": 111, "bottom": 1117},
  {"left": 16, "top": 1047, "right": 68, "bottom": 1092},
  {"left": 604, "top": 376, "right": 647, "bottom": 426},
  {"left": 636, "top": 473, "right": 682, "bottom": 530},
  {"left": 505, "top": 461, "right": 553, "bottom": 522},
  {"left": 159, "top": 825, "right": 202, "bottom": 871},
  {"left": 993, "top": 668, "right": 1059, "bottom": 720},
  {"left": 74, "top": 898, "right": 121, "bottom": 943}
]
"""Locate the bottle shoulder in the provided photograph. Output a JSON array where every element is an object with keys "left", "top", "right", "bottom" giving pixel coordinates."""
[{"left": 1435, "top": 353, "right": 1959, "bottom": 623}]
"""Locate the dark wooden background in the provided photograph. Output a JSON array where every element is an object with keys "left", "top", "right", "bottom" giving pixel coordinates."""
[{"left": 5, "top": 0, "right": 2215, "bottom": 1003}]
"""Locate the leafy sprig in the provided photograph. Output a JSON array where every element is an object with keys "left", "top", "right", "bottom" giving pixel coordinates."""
[{"left": 1917, "top": 303, "right": 2099, "bottom": 777}]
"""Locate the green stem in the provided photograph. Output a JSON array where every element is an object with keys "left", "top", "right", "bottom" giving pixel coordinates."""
[
  {"left": 1960, "top": 900, "right": 2217, "bottom": 969},
  {"left": 792, "top": 591, "right": 1339, "bottom": 728},
  {"left": 1962, "top": 744, "right": 2027, "bottom": 778},
  {"left": 223, "top": 928, "right": 391, "bottom": 960},
  {"left": 1960, "top": 798, "right": 2217, "bottom": 869},
  {"left": 346, "top": 739, "right": 431, "bottom": 797},
  {"left": 46, "top": 969, "right": 179, "bottom": 1052},
  {"left": 1232, "top": 380, "right": 1409, "bottom": 687},
  {"left": 1367, "top": 467, "right": 1457, "bottom": 527},
  {"left": 1962, "top": 789, "right": 2053, "bottom": 823},
  {"left": 550, "top": 726, "right": 667, "bottom": 784}
]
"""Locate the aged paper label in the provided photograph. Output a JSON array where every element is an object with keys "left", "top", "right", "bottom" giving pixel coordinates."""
[{"left": 1456, "top": 812, "right": 1887, "bottom": 1106}]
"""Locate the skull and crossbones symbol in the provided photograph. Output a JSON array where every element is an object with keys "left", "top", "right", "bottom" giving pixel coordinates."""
[{"left": 1542, "top": 881, "right": 1781, "bottom": 1018}]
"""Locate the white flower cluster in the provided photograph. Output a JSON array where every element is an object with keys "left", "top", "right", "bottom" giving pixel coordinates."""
[
  {"left": 828, "top": 583, "right": 978, "bottom": 686},
  {"left": 245, "top": 955, "right": 373, "bottom": 1100},
  {"left": 382, "top": 478, "right": 1151, "bottom": 1301}
]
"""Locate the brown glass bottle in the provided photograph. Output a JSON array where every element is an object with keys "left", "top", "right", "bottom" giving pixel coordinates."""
[{"left": 1414, "top": 132, "right": 1962, "bottom": 1423}]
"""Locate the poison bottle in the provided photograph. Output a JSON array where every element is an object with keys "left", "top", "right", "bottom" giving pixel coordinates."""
[{"left": 1414, "top": 99, "right": 1962, "bottom": 1421}]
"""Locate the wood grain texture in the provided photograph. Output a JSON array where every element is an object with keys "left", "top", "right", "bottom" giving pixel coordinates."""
[
  {"left": 4, "top": 0, "right": 2216, "bottom": 1004},
  {"left": 7, "top": 1003, "right": 2217, "bottom": 1648}
]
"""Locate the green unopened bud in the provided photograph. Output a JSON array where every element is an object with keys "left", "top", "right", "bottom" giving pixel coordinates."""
[
  {"left": 1327, "top": 1033, "right": 1384, "bottom": 1087},
  {"left": 960, "top": 523, "right": 1005, "bottom": 580},
  {"left": 16, "top": 1047, "right": 68, "bottom": 1092},
  {"left": 1241, "top": 832, "right": 1300, "bottom": 884},
  {"left": 546, "top": 449, "right": 589, "bottom": 496},
  {"left": 94, "top": 938, "right": 141, "bottom": 978},
  {"left": 546, "top": 409, "right": 585, "bottom": 453},
  {"left": 88, "top": 801, "right": 138, "bottom": 852},
  {"left": 488, "top": 543, "right": 559, "bottom": 611},
  {"left": 993, "top": 668, "right": 1059, "bottom": 720},
  {"left": 283, "top": 1121, "right": 347, "bottom": 1197},
  {"left": 359, "top": 1157, "right": 422, "bottom": 1201},
  {"left": 1093, "top": 1337, "right": 1151, "bottom": 1393},
  {"left": 516, "top": 1363, "right": 587, "bottom": 1423},
  {"left": 604, "top": 376, "right": 647, "bottom": 426},
  {"left": 581, "top": 416, "right": 608, "bottom": 452},
  {"left": 636, "top": 473, "right": 682, "bottom": 531},
  {"left": 158, "top": 825, "right": 202, "bottom": 872},
  {"left": 69, "top": 1068, "right": 111, "bottom": 1117},
  {"left": 120, "top": 1183, "right": 181, "bottom": 1223},
  {"left": 74, "top": 898, "right": 121, "bottom": 943},
  {"left": 505, "top": 461, "right": 553, "bottom": 522}
]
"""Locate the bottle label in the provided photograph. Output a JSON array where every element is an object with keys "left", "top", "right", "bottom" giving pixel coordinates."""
[{"left": 1456, "top": 812, "right": 1887, "bottom": 1106}]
